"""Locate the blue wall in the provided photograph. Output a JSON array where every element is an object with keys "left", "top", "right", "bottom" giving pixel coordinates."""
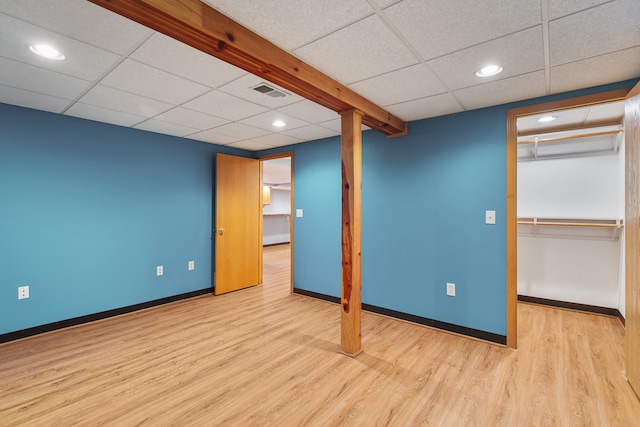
[
  {"left": 261, "top": 79, "right": 638, "bottom": 338},
  {"left": 0, "top": 104, "right": 248, "bottom": 335},
  {"left": 362, "top": 108, "right": 506, "bottom": 334},
  {"left": 289, "top": 138, "right": 342, "bottom": 296},
  {"left": 2, "top": 79, "right": 636, "bottom": 338}
]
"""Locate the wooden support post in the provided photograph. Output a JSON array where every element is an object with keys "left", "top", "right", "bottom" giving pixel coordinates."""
[{"left": 340, "top": 109, "right": 363, "bottom": 357}]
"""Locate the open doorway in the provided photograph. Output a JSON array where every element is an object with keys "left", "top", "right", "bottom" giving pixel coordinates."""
[
  {"left": 505, "top": 88, "right": 630, "bottom": 348},
  {"left": 261, "top": 154, "right": 293, "bottom": 300},
  {"left": 515, "top": 101, "right": 626, "bottom": 316}
]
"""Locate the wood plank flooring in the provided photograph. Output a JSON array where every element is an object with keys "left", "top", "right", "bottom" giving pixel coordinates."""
[{"left": 1, "top": 243, "right": 639, "bottom": 426}]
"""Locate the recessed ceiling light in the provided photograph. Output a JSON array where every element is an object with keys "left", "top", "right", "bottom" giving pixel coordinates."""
[
  {"left": 29, "top": 44, "right": 65, "bottom": 60},
  {"left": 475, "top": 64, "right": 503, "bottom": 77},
  {"left": 272, "top": 120, "right": 287, "bottom": 127},
  {"left": 537, "top": 115, "right": 558, "bottom": 123}
]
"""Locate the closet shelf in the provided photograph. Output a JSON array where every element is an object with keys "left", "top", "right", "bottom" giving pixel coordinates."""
[
  {"left": 517, "top": 126, "right": 623, "bottom": 161},
  {"left": 517, "top": 217, "right": 624, "bottom": 241}
]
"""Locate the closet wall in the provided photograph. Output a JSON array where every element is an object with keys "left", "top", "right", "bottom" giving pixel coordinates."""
[{"left": 517, "top": 138, "right": 625, "bottom": 313}]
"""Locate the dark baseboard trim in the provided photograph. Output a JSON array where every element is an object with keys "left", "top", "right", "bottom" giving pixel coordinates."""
[
  {"left": 362, "top": 303, "right": 506, "bottom": 345},
  {"left": 293, "top": 288, "right": 506, "bottom": 345},
  {"left": 294, "top": 288, "right": 340, "bottom": 304},
  {"left": 0, "top": 288, "right": 212, "bottom": 344},
  {"left": 263, "top": 242, "right": 290, "bottom": 247},
  {"left": 518, "top": 295, "right": 625, "bottom": 325}
]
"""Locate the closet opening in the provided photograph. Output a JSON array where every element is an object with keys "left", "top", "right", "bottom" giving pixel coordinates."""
[
  {"left": 516, "top": 101, "right": 625, "bottom": 319},
  {"left": 505, "top": 88, "right": 630, "bottom": 349}
]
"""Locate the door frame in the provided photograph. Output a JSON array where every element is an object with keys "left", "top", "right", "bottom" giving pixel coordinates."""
[
  {"left": 259, "top": 151, "right": 294, "bottom": 293},
  {"left": 505, "top": 88, "right": 631, "bottom": 349}
]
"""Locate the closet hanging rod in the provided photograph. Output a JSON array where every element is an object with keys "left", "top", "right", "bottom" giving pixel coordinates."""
[
  {"left": 517, "top": 219, "right": 624, "bottom": 228},
  {"left": 517, "top": 129, "right": 622, "bottom": 145}
]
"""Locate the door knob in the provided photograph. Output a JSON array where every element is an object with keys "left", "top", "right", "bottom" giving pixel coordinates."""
[{"left": 218, "top": 228, "right": 225, "bottom": 235}]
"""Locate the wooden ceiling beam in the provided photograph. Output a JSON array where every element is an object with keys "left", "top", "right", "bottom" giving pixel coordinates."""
[{"left": 89, "top": 0, "right": 408, "bottom": 137}]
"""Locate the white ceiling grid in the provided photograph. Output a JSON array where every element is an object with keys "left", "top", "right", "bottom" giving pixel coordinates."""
[{"left": 0, "top": 0, "right": 637, "bottom": 150}]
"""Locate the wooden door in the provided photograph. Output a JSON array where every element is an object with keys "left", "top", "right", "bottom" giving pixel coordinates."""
[
  {"left": 626, "top": 81, "right": 640, "bottom": 396},
  {"left": 215, "top": 153, "right": 262, "bottom": 295}
]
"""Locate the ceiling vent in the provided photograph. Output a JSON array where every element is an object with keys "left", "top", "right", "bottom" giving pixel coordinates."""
[{"left": 252, "top": 83, "right": 286, "bottom": 98}]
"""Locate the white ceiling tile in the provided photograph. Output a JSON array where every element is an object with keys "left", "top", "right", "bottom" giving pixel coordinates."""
[
  {"left": 383, "top": 0, "right": 541, "bottom": 60},
  {"left": 0, "top": 0, "right": 153, "bottom": 55},
  {"left": 384, "top": 93, "right": 464, "bottom": 122},
  {"left": 427, "top": 26, "right": 545, "bottom": 91},
  {"left": 318, "top": 118, "right": 371, "bottom": 132},
  {"left": 154, "top": 107, "right": 229, "bottom": 130},
  {"left": 211, "top": 122, "right": 271, "bottom": 139},
  {"left": 549, "top": 46, "right": 640, "bottom": 94},
  {"left": 373, "top": 0, "right": 403, "bottom": 7},
  {"left": 187, "top": 130, "right": 240, "bottom": 145},
  {"left": 0, "top": 57, "right": 90, "bottom": 99},
  {"left": 318, "top": 118, "right": 342, "bottom": 132},
  {"left": 547, "top": 0, "right": 612, "bottom": 19},
  {"left": 218, "top": 74, "right": 304, "bottom": 108},
  {"left": 0, "top": 15, "right": 123, "bottom": 81},
  {"left": 65, "top": 103, "right": 146, "bottom": 127},
  {"left": 251, "top": 133, "right": 303, "bottom": 147},
  {"left": 454, "top": 71, "right": 547, "bottom": 110},
  {"left": 349, "top": 64, "right": 447, "bottom": 106},
  {"left": 264, "top": 158, "right": 291, "bottom": 184},
  {"left": 277, "top": 100, "right": 338, "bottom": 123},
  {"left": 78, "top": 85, "right": 173, "bottom": 118},
  {"left": 283, "top": 125, "right": 340, "bottom": 141},
  {"left": 226, "top": 140, "right": 274, "bottom": 151},
  {"left": 134, "top": 119, "right": 201, "bottom": 137},
  {"left": 130, "top": 33, "right": 246, "bottom": 88},
  {"left": 549, "top": 0, "right": 640, "bottom": 66},
  {"left": 239, "top": 111, "right": 309, "bottom": 132},
  {"left": 0, "top": 84, "right": 70, "bottom": 113},
  {"left": 183, "top": 90, "right": 269, "bottom": 121},
  {"left": 100, "top": 59, "right": 210, "bottom": 104},
  {"left": 201, "top": 0, "right": 374, "bottom": 50},
  {"left": 294, "top": 14, "right": 419, "bottom": 84}
]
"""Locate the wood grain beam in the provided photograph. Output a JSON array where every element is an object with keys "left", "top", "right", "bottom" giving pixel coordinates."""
[
  {"left": 89, "top": 0, "right": 408, "bottom": 137},
  {"left": 340, "top": 109, "right": 363, "bottom": 357}
]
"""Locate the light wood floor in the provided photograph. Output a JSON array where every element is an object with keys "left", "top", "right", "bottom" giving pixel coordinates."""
[{"left": 1, "top": 244, "right": 639, "bottom": 426}]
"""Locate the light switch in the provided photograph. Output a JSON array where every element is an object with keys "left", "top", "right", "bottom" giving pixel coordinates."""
[
  {"left": 486, "top": 210, "right": 496, "bottom": 225},
  {"left": 296, "top": 209, "right": 303, "bottom": 218}
]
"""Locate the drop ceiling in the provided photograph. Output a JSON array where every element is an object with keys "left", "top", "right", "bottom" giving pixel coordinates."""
[
  {"left": 263, "top": 157, "right": 292, "bottom": 189},
  {"left": 0, "top": 0, "right": 638, "bottom": 151}
]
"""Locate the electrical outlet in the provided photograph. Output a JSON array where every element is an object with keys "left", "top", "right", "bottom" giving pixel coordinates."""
[
  {"left": 156, "top": 265, "right": 163, "bottom": 276},
  {"left": 446, "top": 282, "right": 456, "bottom": 297},
  {"left": 188, "top": 261, "right": 195, "bottom": 271},
  {"left": 18, "top": 286, "right": 29, "bottom": 300}
]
